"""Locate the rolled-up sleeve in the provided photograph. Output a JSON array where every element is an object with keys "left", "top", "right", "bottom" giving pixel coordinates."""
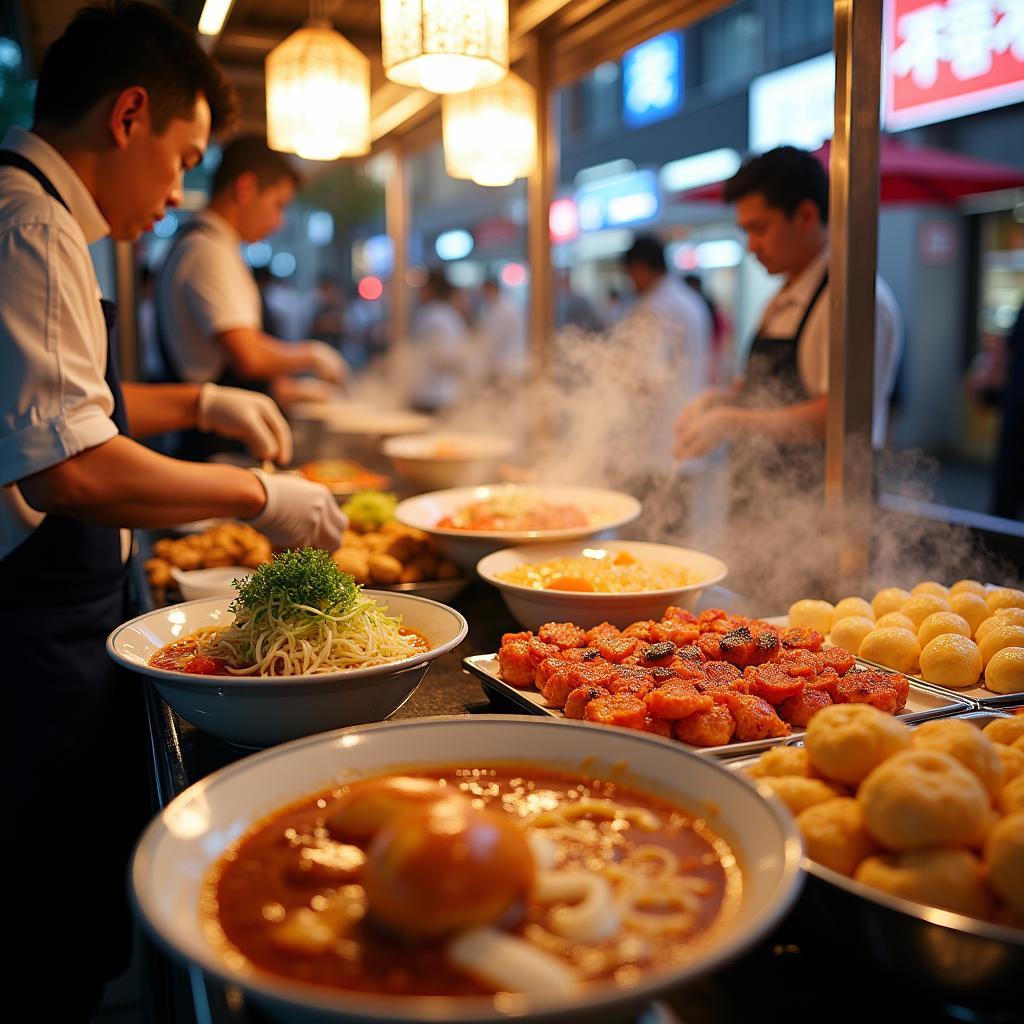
[
  {"left": 177, "top": 239, "right": 261, "bottom": 337},
  {"left": 0, "top": 221, "right": 118, "bottom": 486}
]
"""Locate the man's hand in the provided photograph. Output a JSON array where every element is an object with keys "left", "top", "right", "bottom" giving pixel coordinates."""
[
  {"left": 306, "top": 341, "right": 348, "bottom": 385},
  {"left": 673, "top": 405, "right": 742, "bottom": 460},
  {"left": 197, "top": 384, "right": 293, "bottom": 464},
  {"left": 248, "top": 470, "right": 348, "bottom": 551}
]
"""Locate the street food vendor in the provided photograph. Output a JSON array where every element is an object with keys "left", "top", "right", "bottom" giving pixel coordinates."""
[
  {"left": 0, "top": 3, "right": 346, "bottom": 1016},
  {"left": 154, "top": 134, "right": 347, "bottom": 460}
]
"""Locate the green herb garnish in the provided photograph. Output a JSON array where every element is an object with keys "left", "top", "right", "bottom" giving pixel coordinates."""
[
  {"left": 342, "top": 490, "right": 397, "bottom": 532},
  {"left": 231, "top": 548, "right": 358, "bottom": 615}
]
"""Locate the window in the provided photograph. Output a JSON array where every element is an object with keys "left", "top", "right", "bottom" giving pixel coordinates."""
[
  {"left": 699, "top": 4, "right": 764, "bottom": 90},
  {"left": 775, "top": 0, "right": 833, "bottom": 56}
]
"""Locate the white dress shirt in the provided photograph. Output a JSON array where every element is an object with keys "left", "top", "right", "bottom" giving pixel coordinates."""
[
  {"left": 0, "top": 127, "right": 117, "bottom": 559},
  {"left": 479, "top": 293, "right": 528, "bottom": 382},
  {"left": 757, "top": 246, "right": 903, "bottom": 448},
  {"left": 408, "top": 301, "right": 471, "bottom": 410},
  {"left": 154, "top": 209, "right": 262, "bottom": 382}
]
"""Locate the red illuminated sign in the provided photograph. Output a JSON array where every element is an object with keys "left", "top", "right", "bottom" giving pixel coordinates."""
[
  {"left": 548, "top": 198, "right": 579, "bottom": 244},
  {"left": 884, "top": 0, "right": 1024, "bottom": 130}
]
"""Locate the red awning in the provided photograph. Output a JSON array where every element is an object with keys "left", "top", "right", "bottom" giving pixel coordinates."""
[{"left": 679, "top": 136, "right": 1024, "bottom": 205}]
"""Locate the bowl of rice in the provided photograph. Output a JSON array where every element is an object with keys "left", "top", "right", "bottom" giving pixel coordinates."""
[{"left": 476, "top": 540, "right": 728, "bottom": 631}]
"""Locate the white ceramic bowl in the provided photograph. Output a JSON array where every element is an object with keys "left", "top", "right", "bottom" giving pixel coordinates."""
[
  {"left": 477, "top": 541, "right": 729, "bottom": 631},
  {"left": 169, "top": 565, "right": 252, "bottom": 602},
  {"left": 395, "top": 485, "right": 643, "bottom": 572},
  {"left": 383, "top": 433, "right": 516, "bottom": 492},
  {"left": 325, "top": 408, "right": 434, "bottom": 439},
  {"left": 132, "top": 715, "right": 803, "bottom": 1024},
  {"left": 106, "top": 592, "right": 468, "bottom": 747}
]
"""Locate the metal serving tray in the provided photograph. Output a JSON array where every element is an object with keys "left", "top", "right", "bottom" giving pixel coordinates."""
[
  {"left": 462, "top": 652, "right": 972, "bottom": 760},
  {"left": 855, "top": 656, "right": 1023, "bottom": 710}
]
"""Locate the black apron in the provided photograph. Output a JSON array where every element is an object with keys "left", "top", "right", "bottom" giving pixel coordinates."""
[
  {"left": 152, "top": 218, "right": 269, "bottom": 462},
  {"left": 0, "top": 150, "right": 148, "bottom": 1017}
]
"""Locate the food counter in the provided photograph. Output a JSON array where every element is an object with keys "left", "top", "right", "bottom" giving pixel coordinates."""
[{"left": 134, "top": 537, "right": 1017, "bottom": 1024}]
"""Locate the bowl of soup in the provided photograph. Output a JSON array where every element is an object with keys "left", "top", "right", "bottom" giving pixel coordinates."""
[
  {"left": 383, "top": 433, "right": 516, "bottom": 492},
  {"left": 131, "top": 715, "right": 802, "bottom": 1023}
]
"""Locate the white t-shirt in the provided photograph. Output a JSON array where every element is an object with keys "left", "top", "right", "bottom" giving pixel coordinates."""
[
  {"left": 408, "top": 301, "right": 471, "bottom": 410},
  {"left": 154, "top": 209, "right": 262, "bottom": 382},
  {"left": 757, "top": 246, "right": 903, "bottom": 448},
  {"left": 0, "top": 127, "right": 118, "bottom": 559}
]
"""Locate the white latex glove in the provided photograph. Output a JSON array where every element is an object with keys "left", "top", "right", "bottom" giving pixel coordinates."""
[
  {"left": 306, "top": 341, "right": 348, "bottom": 385},
  {"left": 197, "top": 383, "right": 293, "bottom": 465},
  {"left": 247, "top": 469, "right": 348, "bottom": 551}
]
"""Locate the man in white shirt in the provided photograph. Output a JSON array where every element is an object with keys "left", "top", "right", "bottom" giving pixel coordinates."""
[
  {"left": 155, "top": 135, "right": 346, "bottom": 459},
  {"left": 407, "top": 269, "right": 472, "bottom": 413},
  {"left": 674, "top": 146, "right": 902, "bottom": 458},
  {"left": 0, "top": 5, "right": 345, "bottom": 1015},
  {"left": 477, "top": 274, "right": 528, "bottom": 387}
]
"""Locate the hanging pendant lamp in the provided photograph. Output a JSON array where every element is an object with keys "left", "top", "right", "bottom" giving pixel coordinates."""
[
  {"left": 442, "top": 71, "right": 536, "bottom": 187},
  {"left": 381, "top": 0, "right": 509, "bottom": 95},
  {"left": 265, "top": 5, "right": 370, "bottom": 160}
]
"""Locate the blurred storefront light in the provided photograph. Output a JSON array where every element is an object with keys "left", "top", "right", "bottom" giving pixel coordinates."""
[
  {"left": 549, "top": 198, "right": 579, "bottom": 244},
  {"left": 749, "top": 53, "right": 835, "bottom": 152},
  {"left": 500, "top": 262, "right": 527, "bottom": 287},
  {"left": 270, "top": 251, "right": 296, "bottom": 277},
  {"left": 576, "top": 170, "right": 661, "bottom": 232},
  {"left": 266, "top": 19, "right": 370, "bottom": 160},
  {"left": 622, "top": 32, "right": 683, "bottom": 129},
  {"left": 660, "top": 149, "right": 741, "bottom": 195},
  {"left": 358, "top": 276, "right": 384, "bottom": 301},
  {"left": 307, "top": 211, "right": 334, "bottom": 246},
  {"left": 152, "top": 213, "right": 178, "bottom": 239},
  {"left": 197, "top": 0, "right": 234, "bottom": 36},
  {"left": 442, "top": 71, "right": 536, "bottom": 186},
  {"left": 435, "top": 229, "right": 475, "bottom": 261},
  {"left": 245, "top": 240, "right": 273, "bottom": 268},
  {"left": 381, "top": 0, "right": 508, "bottom": 94}
]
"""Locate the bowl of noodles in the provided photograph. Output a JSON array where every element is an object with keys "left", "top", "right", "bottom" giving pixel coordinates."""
[
  {"left": 107, "top": 550, "right": 468, "bottom": 747},
  {"left": 477, "top": 540, "right": 728, "bottom": 631},
  {"left": 131, "top": 715, "right": 803, "bottom": 1023}
]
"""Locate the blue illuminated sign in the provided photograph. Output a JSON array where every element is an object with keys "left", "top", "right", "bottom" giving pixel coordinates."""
[
  {"left": 623, "top": 32, "right": 683, "bottom": 129},
  {"left": 574, "top": 169, "right": 661, "bottom": 233}
]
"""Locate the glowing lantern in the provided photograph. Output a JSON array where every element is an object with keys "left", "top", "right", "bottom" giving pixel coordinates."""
[
  {"left": 265, "top": 20, "right": 370, "bottom": 160},
  {"left": 381, "top": 0, "right": 509, "bottom": 94},
  {"left": 442, "top": 72, "right": 535, "bottom": 187}
]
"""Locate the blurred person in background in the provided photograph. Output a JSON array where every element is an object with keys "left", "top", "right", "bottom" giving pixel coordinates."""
[
  {"left": 153, "top": 135, "right": 347, "bottom": 460},
  {"left": 405, "top": 268, "right": 472, "bottom": 413},
  {"left": 555, "top": 270, "right": 606, "bottom": 333},
  {"left": 477, "top": 273, "right": 528, "bottom": 389},
  {"left": 684, "top": 272, "right": 732, "bottom": 385},
  {"left": 0, "top": 5, "right": 345, "bottom": 1017}
]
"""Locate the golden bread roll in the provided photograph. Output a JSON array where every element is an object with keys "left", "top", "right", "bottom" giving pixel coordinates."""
[
  {"left": 858, "top": 627, "right": 921, "bottom": 674},
  {"left": 900, "top": 594, "right": 952, "bottom": 628},
  {"left": 917, "top": 611, "right": 971, "bottom": 648},
  {"left": 788, "top": 599, "right": 835, "bottom": 634},
  {"left": 748, "top": 745, "right": 813, "bottom": 779},
  {"left": 796, "top": 797, "right": 876, "bottom": 876},
  {"left": 978, "top": 624, "right": 1024, "bottom": 667},
  {"left": 918, "top": 634, "right": 983, "bottom": 689},
  {"left": 831, "top": 615, "right": 876, "bottom": 656},
  {"left": 854, "top": 849, "right": 992, "bottom": 918},
  {"left": 875, "top": 612, "right": 917, "bottom": 633},
  {"left": 984, "top": 812, "right": 1024, "bottom": 914},
  {"left": 975, "top": 615, "right": 1001, "bottom": 642},
  {"left": 950, "top": 579, "right": 986, "bottom": 598},
  {"left": 832, "top": 597, "right": 875, "bottom": 626},
  {"left": 1000, "top": 774, "right": 1024, "bottom": 815},
  {"left": 986, "top": 587, "right": 1024, "bottom": 614},
  {"left": 754, "top": 776, "right": 843, "bottom": 816},
  {"left": 858, "top": 749, "right": 992, "bottom": 850},
  {"left": 911, "top": 719, "right": 1002, "bottom": 798},
  {"left": 983, "top": 715, "right": 1024, "bottom": 746},
  {"left": 912, "top": 580, "right": 951, "bottom": 601},
  {"left": 948, "top": 592, "right": 990, "bottom": 636},
  {"left": 993, "top": 607, "right": 1024, "bottom": 628},
  {"left": 871, "top": 587, "right": 912, "bottom": 618},
  {"left": 996, "top": 744, "right": 1024, "bottom": 786},
  {"left": 984, "top": 647, "right": 1024, "bottom": 695},
  {"left": 805, "top": 704, "right": 911, "bottom": 786}
]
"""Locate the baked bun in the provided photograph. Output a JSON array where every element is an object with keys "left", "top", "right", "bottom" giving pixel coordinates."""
[
  {"left": 788, "top": 599, "right": 834, "bottom": 635},
  {"left": 984, "top": 813, "right": 1024, "bottom": 914},
  {"left": 986, "top": 587, "right": 1024, "bottom": 614},
  {"left": 911, "top": 719, "right": 1002, "bottom": 798},
  {"left": 950, "top": 579, "right": 986, "bottom": 598},
  {"left": 982, "top": 715, "right": 1024, "bottom": 746},
  {"left": 871, "top": 587, "right": 911, "bottom": 618},
  {"left": 978, "top": 624, "right": 1024, "bottom": 667},
  {"left": 858, "top": 627, "right": 921, "bottom": 674},
  {"left": 917, "top": 611, "right": 971, "bottom": 648},
  {"left": 854, "top": 849, "right": 992, "bottom": 918},
  {"left": 832, "top": 597, "right": 875, "bottom": 626},
  {"left": 797, "top": 798, "right": 876, "bottom": 876},
  {"left": 748, "top": 745, "right": 813, "bottom": 779},
  {"left": 995, "top": 744, "right": 1024, "bottom": 786},
  {"left": 858, "top": 749, "right": 991, "bottom": 850},
  {"left": 999, "top": 774, "right": 1024, "bottom": 815},
  {"left": 755, "top": 775, "right": 842, "bottom": 815},
  {"left": 805, "top": 703, "right": 910, "bottom": 786},
  {"left": 918, "top": 634, "right": 983, "bottom": 689},
  {"left": 911, "top": 580, "right": 951, "bottom": 601},
  {"left": 831, "top": 615, "right": 876, "bottom": 656},
  {"left": 900, "top": 594, "right": 952, "bottom": 628},
  {"left": 948, "top": 592, "right": 990, "bottom": 635},
  {"left": 993, "top": 607, "right": 1024, "bottom": 628},
  {"left": 984, "top": 646, "right": 1024, "bottom": 695},
  {"left": 875, "top": 612, "right": 917, "bottom": 633}
]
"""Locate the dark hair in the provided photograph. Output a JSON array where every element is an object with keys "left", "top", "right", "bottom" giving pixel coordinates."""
[
  {"left": 212, "top": 135, "right": 302, "bottom": 196},
  {"left": 724, "top": 146, "right": 829, "bottom": 224},
  {"left": 623, "top": 234, "right": 667, "bottom": 273},
  {"left": 34, "top": 1, "right": 237, "bottom": 135},
  {"left": 424, "top": 267, "right": 453, "bottom": 300}
]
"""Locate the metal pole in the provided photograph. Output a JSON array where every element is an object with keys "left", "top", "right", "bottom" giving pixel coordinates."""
[
  {"left": 827, "top": 0, "right": 881, "bottom": 593},
  {"left": 114, "top": 240, "right": 138, "bottom": 381},
  {"left": 385, "top": 145, "right": 410, "bottom": 395}
]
